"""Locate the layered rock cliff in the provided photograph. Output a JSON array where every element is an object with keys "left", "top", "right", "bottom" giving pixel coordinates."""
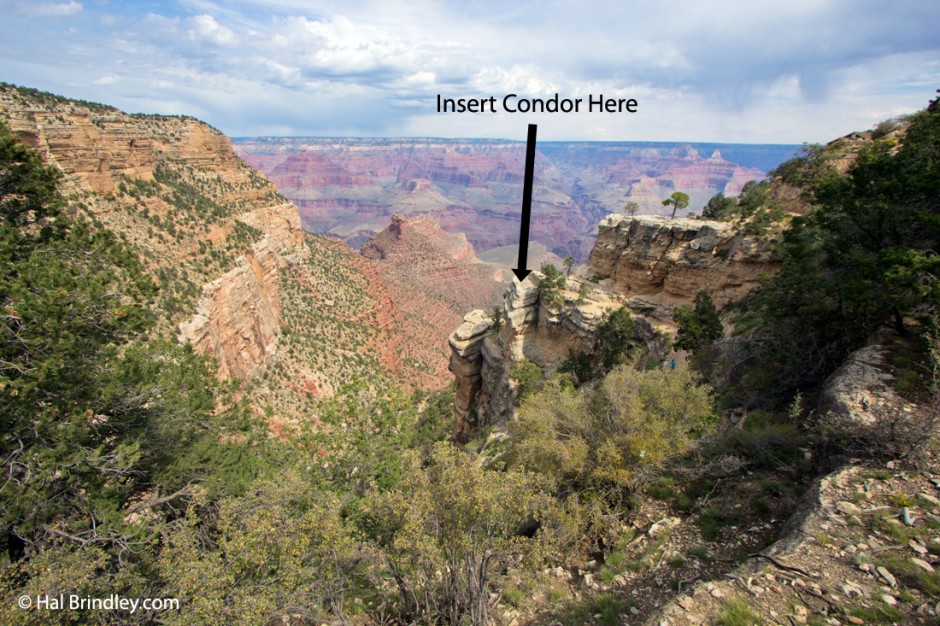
[
  {"left": 450, "top": 215, "right": 780, "bottom": 439},
  {"left": 449, "top": 272, "right": 664, "bottom": 442},
  {"left": 0, "top": 84, "right": 305, "bottom": 380},
  {"left": 588, "top": 214, "right": 779, "bottom": 322}
]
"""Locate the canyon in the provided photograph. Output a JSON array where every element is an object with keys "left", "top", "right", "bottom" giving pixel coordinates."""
[
  {"left": 5, "top": 83, "right": 938, "bottom": 626},
  {"left": 0, "top": 85, "right": 304, "bottom": 381},
  {"left": 235, "top": 137, "right": 798, "bottom": 262},
  {"left": 0, "top": 85, "right": 502, "bottom": 427}
]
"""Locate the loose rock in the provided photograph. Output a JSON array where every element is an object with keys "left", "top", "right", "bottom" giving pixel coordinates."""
[
  {"left": 837, "top": 501, "right": 862, "bottom": 516},
  {"left": 876, "top": 566, "right": 897, "bottom": 588},
  {"left": 910, "top": 557, "right": 935, "bottom": 573},
  {"left": 917, "top": 492, "right": 940, "bottom": 507}
]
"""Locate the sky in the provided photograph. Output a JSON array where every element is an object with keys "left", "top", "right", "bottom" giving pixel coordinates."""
[{"left": 2, "top": 0, "right": 939, "bottom": 143}]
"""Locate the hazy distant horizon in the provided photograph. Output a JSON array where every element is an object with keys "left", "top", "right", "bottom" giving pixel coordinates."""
[{"left": 232, "top": 136, "right": 801, "bottom": 174}]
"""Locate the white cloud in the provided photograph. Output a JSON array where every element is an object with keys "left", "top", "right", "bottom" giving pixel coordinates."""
[
  {"left": 469, "top": 65, "right": 560, "bottom": 97},
  {"left": 2, "top": 0, "right": 938, "bottom": 141},
  {"left": 186, "top": 14, "right": 237, "bottom": 46},
  {"left": 403, "top": 71, "right": 436, "bottom": 86}
]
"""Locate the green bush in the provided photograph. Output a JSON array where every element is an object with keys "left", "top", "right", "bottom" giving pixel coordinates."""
[
  {"left": 735, "top": 99, "right": 940, "bottom": 404},
  {"left": 596, "top": 306, "right": 636, "bottom": 372},
  {"left": 674, "top": 290, "right": 723, "bottom": 353},
  {"left": 509, "top": 362, "right": 714, "bottom": 498},
  {"left": 512, "top": 358, "right": 547, "bottom": 402}
]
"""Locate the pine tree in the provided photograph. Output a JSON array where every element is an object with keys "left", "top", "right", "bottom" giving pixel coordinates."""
[{"left": 673, "top": 290, "right": 723, "bottom": 352}]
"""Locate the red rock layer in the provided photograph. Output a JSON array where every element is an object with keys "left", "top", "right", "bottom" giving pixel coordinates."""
[{"left": 235, "top": 138, "right": 775, "bottom": 262}]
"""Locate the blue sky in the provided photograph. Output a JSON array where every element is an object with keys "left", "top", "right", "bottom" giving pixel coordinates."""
[{"left": 2, "top": 0, "right": 939, "bottom": 142}]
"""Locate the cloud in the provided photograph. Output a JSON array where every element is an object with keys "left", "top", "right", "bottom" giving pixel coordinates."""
[
  {"left": 186, "top": 14, "right": 237, "bottom": 46},
  {"left": 15, "top": 0, "right": 82, "bottom": 17},
  {"left": 1, "top": 0, "right": 938, "bottom": 141}
]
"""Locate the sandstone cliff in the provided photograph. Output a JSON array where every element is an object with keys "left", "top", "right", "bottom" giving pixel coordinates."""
[
  {"left": 449, "top": 215, "right": 780, "bottom": 440},
  {"left": 0, "top": 84, "right": 305, "bottom": 380}
]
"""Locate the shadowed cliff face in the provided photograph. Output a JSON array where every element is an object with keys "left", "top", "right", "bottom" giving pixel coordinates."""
[
  {"left": 449, "top": 215, "right": 781, "bottom": 440},
  {"left": 235, "top": 138, "right": 796, "bottom": 262}
]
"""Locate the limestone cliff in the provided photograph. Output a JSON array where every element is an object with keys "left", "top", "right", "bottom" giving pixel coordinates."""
[
  {"left": 0, "top": 84, "right": 305, "bottom": 380},
  {"left": 450, "top": 215, "right": 780, "bottom": 440},
  {"left": 588, "top": 214, "right": 779, "bottom": 322}
]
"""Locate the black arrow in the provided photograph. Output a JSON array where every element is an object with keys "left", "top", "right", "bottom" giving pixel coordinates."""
[{"left": 512, "top": 124, "right": 538, "bottom": 281}]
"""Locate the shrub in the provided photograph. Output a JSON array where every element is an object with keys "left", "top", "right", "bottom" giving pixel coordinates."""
[
  {"left": 674, "top": 290, "right": 723, "bottom": 353},
  {"left": 559, "top": 348, "right": 594, "bottom": 383},
  {"left": 596, "top": 306, "right": 636, "bottom": 372},
  {"left": 360, "top": 443, "right": 558, "bottom": 626},
  {"left": 512, "top": 358, "right": 546, "bottom": 403},
  {"left": 509, "top": 362, "right": 714, "bottom": 498}
]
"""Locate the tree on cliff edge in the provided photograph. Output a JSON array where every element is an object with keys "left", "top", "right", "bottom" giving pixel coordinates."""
[{"left": 662, "top": 191, "right": 690, "bottom": 218}]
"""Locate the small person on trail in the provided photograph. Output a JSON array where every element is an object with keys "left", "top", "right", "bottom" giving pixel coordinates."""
[{"left": 669, "top": 358, "right": 676, "bottom": 370}]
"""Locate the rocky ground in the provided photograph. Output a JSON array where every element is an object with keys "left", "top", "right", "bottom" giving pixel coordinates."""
[
  {"left": 487, "top": 331, "right": 939, "bottom": 626},
  {"left": 645, "top": 460, "right": 940, "bottom": 626}
]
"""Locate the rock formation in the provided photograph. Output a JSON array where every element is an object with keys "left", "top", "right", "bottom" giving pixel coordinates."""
[
  {"left": 360, "top": 213, "right": 503, "bottom": 312},
  {"left": 450, "top": 215, "right": 780, "bottom": 440},
  {"left": 176, "top": 197, "right": 306, "bottom": 380},
  {"left": 178, "top": 235, "right": 290, "bottom": 380},
  {"left": 449, "top": 271, "right": 664, "bottom": 442},
  {"left": 0, "top": 84, "right": 305, "bottom": 381},
  {"left": 588, "top": 214, "right": 779, "bottom": 322}
]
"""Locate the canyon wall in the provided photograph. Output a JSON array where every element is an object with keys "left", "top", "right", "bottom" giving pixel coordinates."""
[{"left": 0, "top": 85, "right": 305, "bottom": 380}]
